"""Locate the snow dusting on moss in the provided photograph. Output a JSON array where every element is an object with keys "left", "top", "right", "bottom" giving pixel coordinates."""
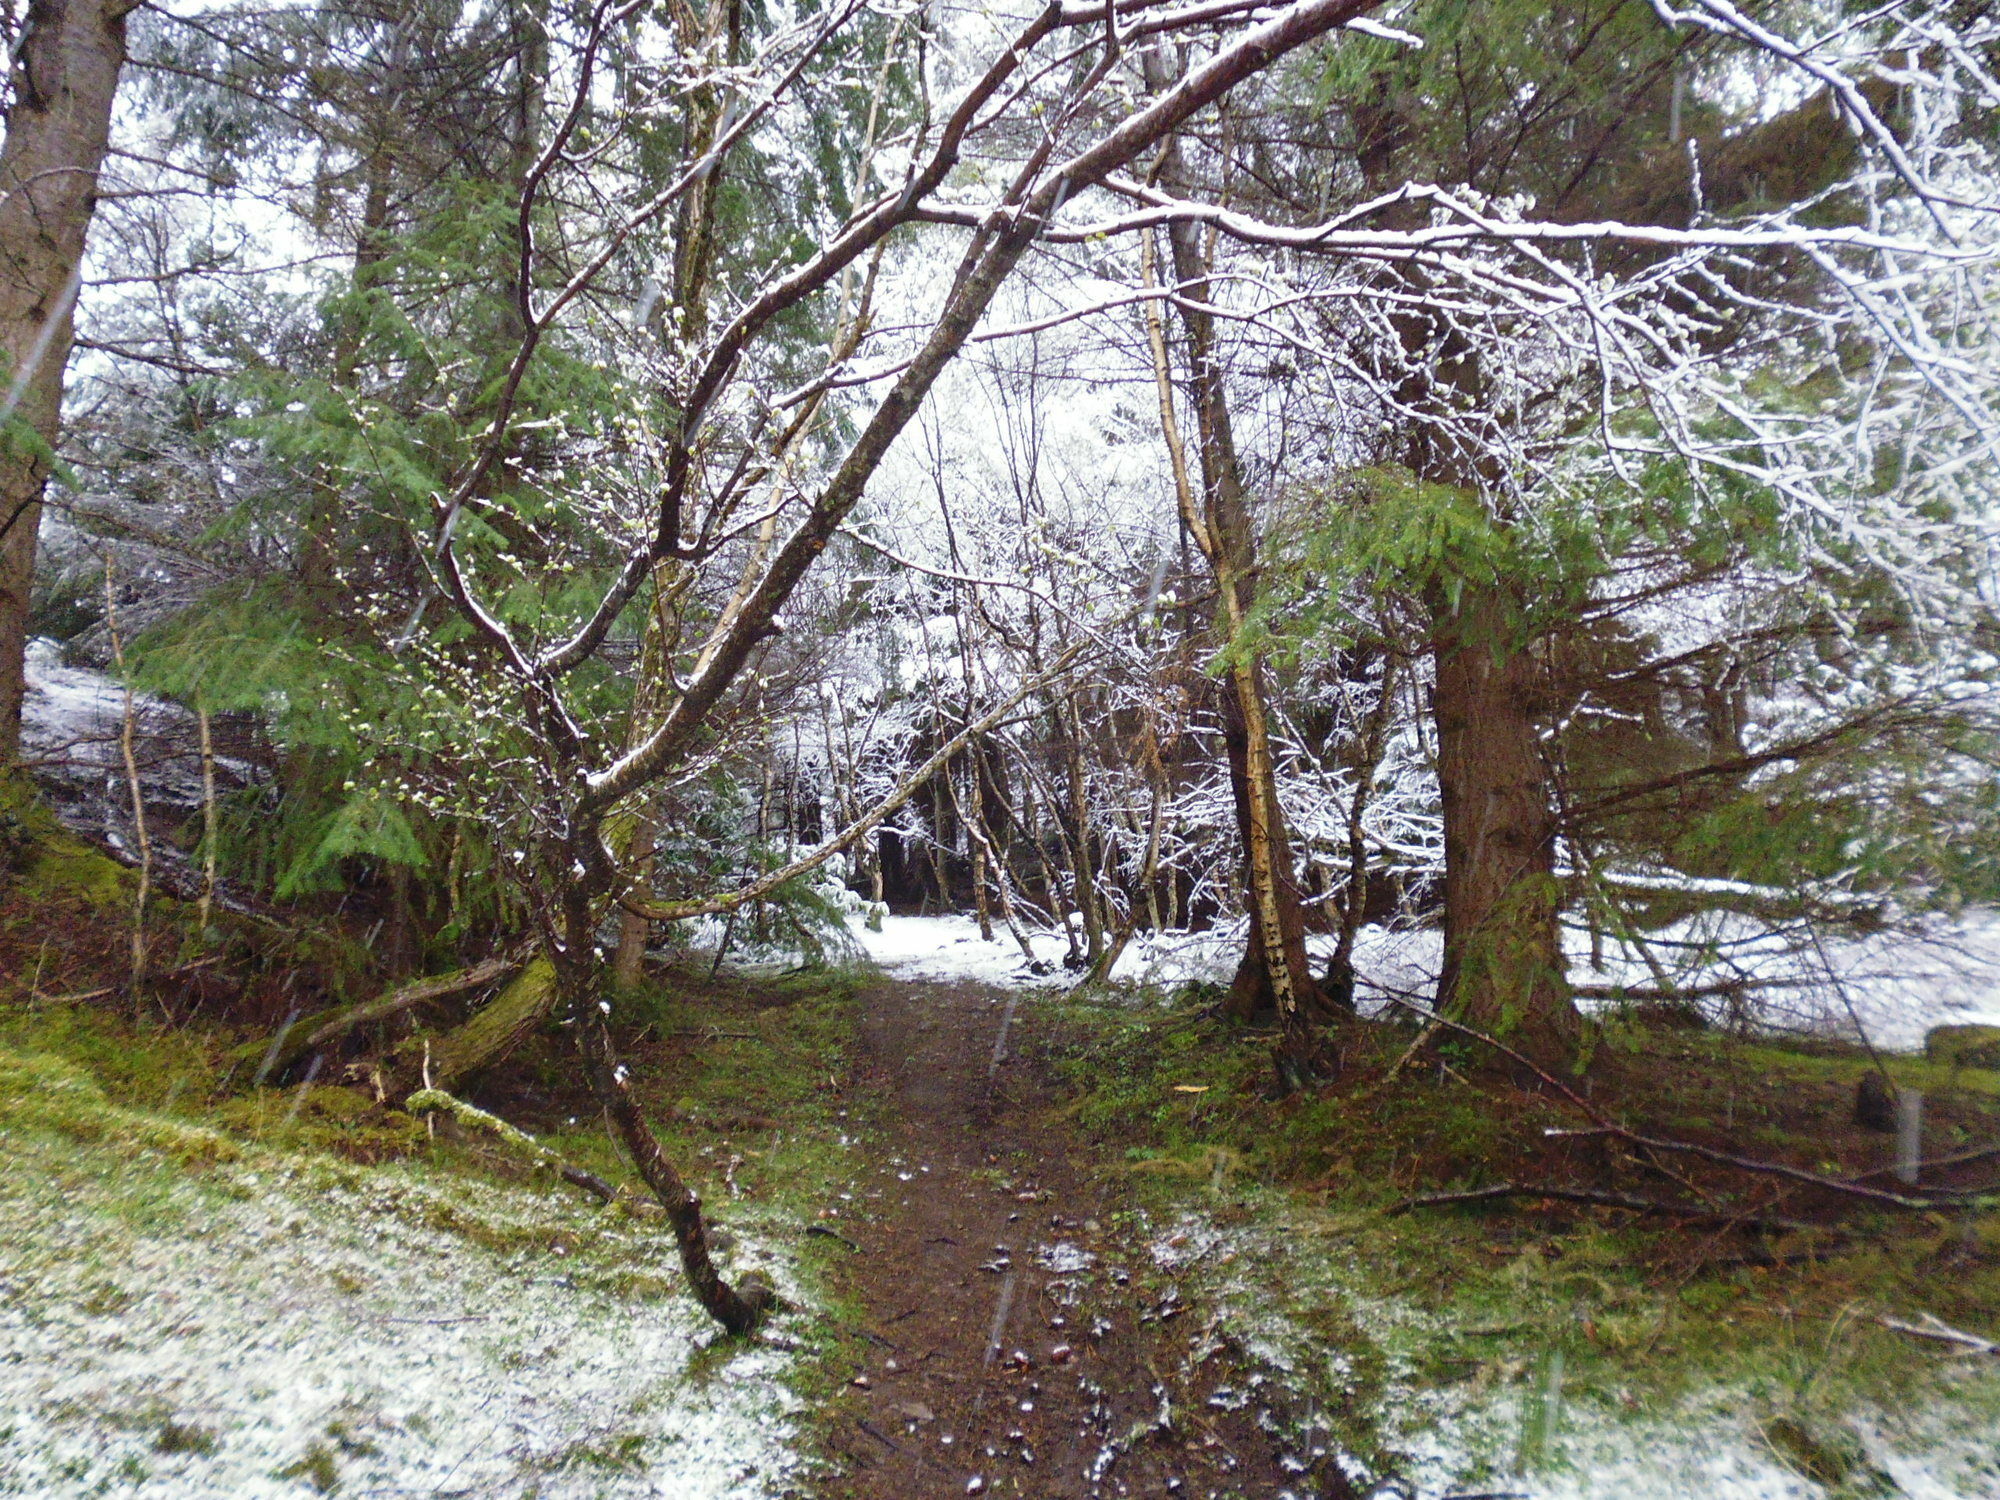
[
  {"left": 0, "top": 1096, "right": 800, "bottom": 1497},
  {"left": 1131, "top": 1201, "right": 2000, "bottom": 1500}
]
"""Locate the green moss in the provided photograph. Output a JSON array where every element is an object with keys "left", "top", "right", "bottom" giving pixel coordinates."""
[
  {"left": 0, "top": 1003, "right": 225, "bottom": 1111},
  {"left": 213, "top": 1087, "right": 427, "bottom": 1161},
  {"left": 155, "top": 1420, "right": 219, "bottom": 1457},
  {"left": 558, "top": 1432, "right": 648, "bottom": 1472},
  {"left": 1037, "top": 984, "right": 2000, "bottom": 1476},
  {"left": 0, "top": 1044, "right": 245, "bottom": 1169},
  {"left": 0, "top": 773, "right": 134, "bottom": 912},
  {"left": 275, "top": 1441, "right": 340, "bottom": 1492}
]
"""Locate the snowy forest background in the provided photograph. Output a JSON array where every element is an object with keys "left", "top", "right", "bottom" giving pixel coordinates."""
[
  {"left": 9, "top": 0, "right": 2000, "bottom": 1489},
  {"left": 12, "top": 0, "right": 1999, "bottom": 1064}
]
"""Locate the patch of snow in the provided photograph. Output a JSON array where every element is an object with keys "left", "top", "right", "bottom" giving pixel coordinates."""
[
  {"left": 847, "top": 912, "right": 1074, "bottom": 985},
  {"left": 1139, "top": 1202, "right": 2000, "bottom": 1500},
  {"left": 20, "top": 638, "right": 253, "bottom": 823},
  {"left": 1033, "top": 1241, "right": 1098, "bottom": 1275},
  {"left": 1567, "top": 909, "right": 2000, "bottom": 1051},
  {"left": 0, "top": 1148, "right": 800, "bottom": 1498},
  {"left": 847, "top": 910, "right": 2000, "bottom": 1052}
]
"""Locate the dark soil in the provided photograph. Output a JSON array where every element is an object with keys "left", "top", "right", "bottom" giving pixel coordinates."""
[{"left": 808, "top": 974, "right": 1362, "bottom": 1500}]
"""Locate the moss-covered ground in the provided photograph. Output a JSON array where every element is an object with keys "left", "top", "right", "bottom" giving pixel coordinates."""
[
  {"left": 0, "top": 788, "right": 884, "bottom": 1496},
  {"left": 1035, "top": 985, "right": 2000, "bottom": 1496},
  {"left": 9, "top": 783, "right": 1998, "bottom": 1496}
]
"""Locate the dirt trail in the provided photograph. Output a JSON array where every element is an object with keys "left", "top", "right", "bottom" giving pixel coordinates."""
[{"left": 812, "top": 974, "right": 1359, "bottom": 1500}]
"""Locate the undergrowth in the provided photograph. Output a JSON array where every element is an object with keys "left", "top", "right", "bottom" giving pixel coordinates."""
[{"left": 1038, "top": 985, "right": 2000, "bottom": 1491}]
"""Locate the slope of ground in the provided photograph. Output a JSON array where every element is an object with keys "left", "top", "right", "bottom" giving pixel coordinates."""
[
  {"left": 0, "top": 1035, "right": 807, "bottom": 1499},
  {"left": 8, "top": 778, "right": 2000, "bottom": 1500},
  {"left": 1035, "top": 986, "right": 2000, "bottom": 1500}
]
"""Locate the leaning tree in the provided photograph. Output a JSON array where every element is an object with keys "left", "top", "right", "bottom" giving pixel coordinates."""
[{"left": 366, "top": 0, "right": 1398, "bottom": 1331}]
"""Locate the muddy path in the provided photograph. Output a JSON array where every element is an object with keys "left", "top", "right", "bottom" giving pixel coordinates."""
[{"left": 808, "top": 975, "right": 1362, "bottom": 1500}]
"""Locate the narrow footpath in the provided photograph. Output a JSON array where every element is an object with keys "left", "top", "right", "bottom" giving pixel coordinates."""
[{"left": 810, "top": 975, "right": 1361, "bottom": 1500}]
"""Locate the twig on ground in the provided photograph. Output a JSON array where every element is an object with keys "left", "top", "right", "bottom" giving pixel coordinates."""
[
  {"left": 1879, "top": 1312, "right": 2000, "bottom": 1355},
  {"left": 36, "top": 954, "right": 225, "bottom": 1006},
  {"left": 856, "top": 1418, "right": 901, "bottom": 1452},
  {"left": 1388, "top": 1181, "right": 1827, "bottom": 1236}
]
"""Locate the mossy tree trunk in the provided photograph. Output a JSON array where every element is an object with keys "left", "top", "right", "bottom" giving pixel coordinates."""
[{"left": 414, "top": 956, "right": 561, "bottom": 1093}]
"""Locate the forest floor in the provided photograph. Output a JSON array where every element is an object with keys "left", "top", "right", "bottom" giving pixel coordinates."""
[
  {"left": 799, "top": 960, "right": 2000, "bottom": 1500},
  {"left": 8, "top": 773, "right": 2000, "bottom": 1499}
]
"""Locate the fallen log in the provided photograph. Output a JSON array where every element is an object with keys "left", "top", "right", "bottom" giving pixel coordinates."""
[
  {"left": 407, "top": 956, "right": 560, "bottom": 1096},
  {"left": 234, "top": 944, "right": 530, "bottom": 1083},
  {"left": 1389, "top": 1181, "right": 1827, "bottom": 1237}
]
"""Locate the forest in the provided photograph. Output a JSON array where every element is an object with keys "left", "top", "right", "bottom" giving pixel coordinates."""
[{"left": 3, "top": 0, "right": 2000, "bottom": 1494}]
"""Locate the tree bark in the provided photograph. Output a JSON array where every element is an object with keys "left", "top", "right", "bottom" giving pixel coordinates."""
[
  {"left": 0, "top": 0, "right": 134, "bottom": 757},
  {"left": 1431, "top": 589, "right": 1577, "bottom": 1063},
  {"left": 1325, "top": 655, "right": 1397, "bottom": 1010},
  {"left": 611, "top": 805, "right": 659, "bottom": 989},
  {"left": 1058, "top": 692, "right": 1104, "bottom": 965},
  {"left": 551, "top": 939, "right": 773, "bottom": 1335},
  {"left": 415, "top": 955, "right": 561, "bottom": 1093}
]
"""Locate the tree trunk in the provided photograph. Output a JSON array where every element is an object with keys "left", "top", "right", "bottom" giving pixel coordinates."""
[
  {"left": 412, "top": 955, "right": 561, "bottom": 1094},
  {"left": 611, "top": 805, "right": 659, "bottom": 989},
  {"left": 1431, "top": 588, "right": 1578, "bottom": 1063},
  {"left": 545, "top": 834, "right": 773, "bottom": 1334},
  {"left": 1059, "top": 693, "right": 1104, "bottom": 965},
  {"left": 1138, "top": 205, "right": 1330, "bottom": 1057},
  {"left": 1326, "top": 655, "right": 1397, "bottom": 1010},
  {"left": 1215, "top": 663, "right": 1323, "bottom": 1028},
  {"left": 0, "top": 0, "right": 133, "bottom": 757}
]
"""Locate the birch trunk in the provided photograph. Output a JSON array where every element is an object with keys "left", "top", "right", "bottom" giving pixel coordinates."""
[{"left": 1139, "top": 218, "right": 1330, "bottom": 1051}]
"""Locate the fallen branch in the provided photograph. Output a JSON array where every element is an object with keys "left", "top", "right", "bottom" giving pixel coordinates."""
[
  {"left": 1377, "top": 991, "right": 1960, "bottom": 1213},
  {"left": 406, "top": 1087, "right": 624, "bottom": 1206},
  {"left": 302, "top": 946, "right": 531, "bottom": 1053},
  {"left": 1878, "top": 1312, "right": 2000, "bottom": 1355},
  {"left": 35, "top": 954, "right": 223, "bottom": 1005},
  {"left": 1389, "top": 1181, "right": 1827, "bottom": 1236},
  {"left": 1572, "top": 981, "right": 1748, "bottom": 1002},
  {"left": 1848, "top": 1141, "right": 2000, "bottom": 1185}
]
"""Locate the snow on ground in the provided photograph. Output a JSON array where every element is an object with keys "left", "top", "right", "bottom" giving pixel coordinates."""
[
  {"left": 846, "top": 910, "right": 2000, "bottom": 1052},
  {"left": 22, "top": 636, "right": 184, "bottom": 784},
  {"left": 1143, "top": 1205, "right": 2000, "bottom": 1500},
  {"left": 19, "top": 637, "right": 252, "bottom": 819},
  {"left": 0, "top": 1132, "right": 799, "bottom": 1498}
]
